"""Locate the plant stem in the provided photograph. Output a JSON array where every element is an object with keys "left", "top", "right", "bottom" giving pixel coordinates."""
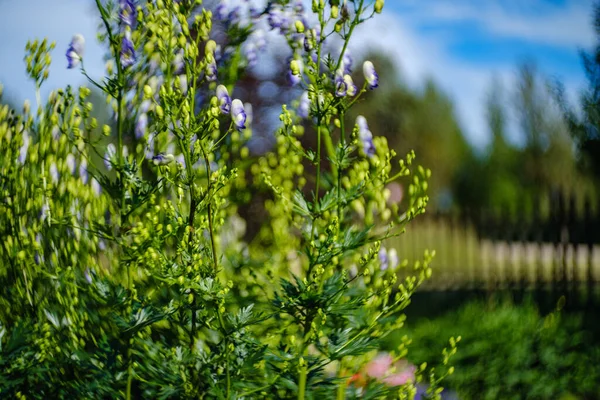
[
  {"left": 94, "top": 1, "right": 132, "bottom": 396},
  {"left": 201, "top": 143, "right": 229, "bottom": 398},
  {"left": 315, "top": 124, "right": 322, "bottom": 203},
  {"left": 298, "top": 364, "right": 307, "bottom": 400}
]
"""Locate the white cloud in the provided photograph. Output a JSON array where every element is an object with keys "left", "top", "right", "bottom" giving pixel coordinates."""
[
  {"left": 350, "top": 10, "right": 509, "bottom": 149},
  {"left": 350, "top": 1, "right": 592, "bottom": 149},
  {"left": 399, "top": 0, "right": 595, "bottom": 48}
]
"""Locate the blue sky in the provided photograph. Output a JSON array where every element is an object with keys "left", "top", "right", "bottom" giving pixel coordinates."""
[{"left": 0, "top": 0, "right": 596, "bottom": 148}]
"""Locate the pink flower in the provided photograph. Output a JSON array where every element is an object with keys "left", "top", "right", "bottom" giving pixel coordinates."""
[
  {"left": 365, "top": 353, "right": 393, "bottom": 379},
  {"left": 382, "top": 363, "right": 416, "bottom": 386}
]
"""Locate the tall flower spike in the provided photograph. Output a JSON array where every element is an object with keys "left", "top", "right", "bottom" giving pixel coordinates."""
[
  {"left": 66, "top": 34, "right": 85, "bottom": 69},
  {"left": 119, "top": 0, "right": 136, "bottom": 27},
  {"left": 120, "top": 31, "right": 136, "bottom": 68},
  {"left": 216, "top": 85, "right": 231, "bottom": 114},
  {"left": 231, "top": 99, "right": 246, "bottom": 130},
  {"left": 356, "top": 115, "right": 375, "bottom": 157},
  {"left": 363, "top": 60, "right": 379, "bottom": 89}
]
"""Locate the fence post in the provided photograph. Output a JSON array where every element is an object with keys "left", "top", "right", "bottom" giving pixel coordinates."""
[{"left": 584, "top": 195, "right": 595, "bottom": 307}]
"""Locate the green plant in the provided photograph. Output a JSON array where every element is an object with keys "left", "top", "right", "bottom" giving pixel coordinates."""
[
  {"left": 0, "top": 0, "right": 450, "bottom": 398},
  {"left": 400, "top": 297, "right": 600, "bottom": 399}
]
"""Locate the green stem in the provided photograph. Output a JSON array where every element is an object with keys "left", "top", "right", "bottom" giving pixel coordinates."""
[
  {"left": 315, "top": 124, "right": 322, "bottom": 203},
  {"left": 337, "top": 111, "right": 345, "bottom": 221},
  {"left": 336, "top": 377, "right": 346, "bottom": 400},
  {"left": 298, "top": 364, "right": 307, "bottom": 400},
  {"left": 93, "top": 1, "right": 131, "bottom": 397},
  {"left": 201, "top": 143, "right": 229, "bottom": 398}
]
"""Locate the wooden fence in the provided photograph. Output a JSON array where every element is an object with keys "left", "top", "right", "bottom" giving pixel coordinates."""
[{"left": 389, "top": 190, "right": 600, "bottom": 304}]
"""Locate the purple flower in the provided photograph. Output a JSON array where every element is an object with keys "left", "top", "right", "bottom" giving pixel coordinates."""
[
  {"left": 244, "top": 43, "right": 258, "bottom": 67},
  {"left": 228, "top": 6, "right": 241, "bottom": 25},
  {"left": 173, "top": 50, "right": 185, "bottom": 74},
  {"left": 84, "top": 268, "right": 94, "bottom": 284},
  {"left": 177, "top": 75, "right": 188, "bottom": 96},
  {"left": 91, "top": 178, "right": 102, "bottom": 196},
  {"left": 293, "top": 0, "right": 304, "bottom": 14},
  {"left": 66, "top": 154, "right": 76, "bottom": 175},
  {"left": 135, "top": 113, "right": 148, "bottom": 139},
  {"left": 40, "top": 202, "right": 50, "bottom": 221},
  {"left": 341, "top": 51, "right": 353, "bottom": 74},
  {"left": 335, "top": 70, "right": 357, "bottom": 97},
  {"left": 49, "top": 163, "right": 59, "bottom": 183},
  {"left": 216, "top": 85, "right": 231, "bottom": 114},
  {"left": 356, "top": 115, "right": 375, "bottom": 157},
  {"left": 378, "top": 247, "right": 399, "bottom": 271},
  {"left": 105, "top": 143, "right": 116, "bottom": 170},
  {"left": 231, "top": 99, "right": 246, "bottom": 130},
  {"left": 66, "top": 34, "right": 85, "bottom": 69},
  {"left": 206, "top": 59, "right": 217, "bottom": 81},
  {"left": 363, "top": 60, "right": 379, "bottom": 89},
  {"left": 120, "top": 31, "right": 136, "bottom": 68},
  {"left": 298, "top": 91, "right": 310, "bottom": 119},
  {"left": 268, "top": 4, "right": 290, "bottom": 33},
  {"left": 119, "top": 0, "right": 136, "bottom": 27},
  {"left": 19, "top": 131, "right": 29, "bottom": 164},
  {"left": 79, "top": 159, "right": 89, "bottom": 183},
  {"left": 140, "top": 99, "right": 151, "bottom": 113},
  {"left": 215, "top": 1, "right": 229, "bottom": 21},
  {"left": 152, "top": 153, "right": 175, "bottom": 166}
]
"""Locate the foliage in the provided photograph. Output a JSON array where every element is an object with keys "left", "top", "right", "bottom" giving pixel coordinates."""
[
  {"left": 0, "top": 0, "right": 450, "bottom": 398},
  {"left": 398, "top": 297, "right": 600, "bottom": 400},
  {"left": 555, "top": 1, "right": 600, "bottom": 182}
]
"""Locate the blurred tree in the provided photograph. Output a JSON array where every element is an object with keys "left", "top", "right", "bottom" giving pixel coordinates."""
[
  {"left": 514, "top": 62, "right": 580, "bottom": 202},
  {"left": 555, "top": 2, "right": 600, "bottom": 183}
]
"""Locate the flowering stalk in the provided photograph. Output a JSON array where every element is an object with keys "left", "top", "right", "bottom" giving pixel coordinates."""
[{"left": 94, "top": 1, "right": 133, "bottom": 397}]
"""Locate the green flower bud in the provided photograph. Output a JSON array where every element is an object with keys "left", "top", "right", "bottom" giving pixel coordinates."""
[
  {"left": 143, "top": 85, "right": 153, "bottom": 99},
  {"left": 375, "top": 0, "right": 384, "bottom": 13},
  {"left": 334, "top": 20, "right": 343, "bottom": 33},
  {"left": 331, "top": 5, "right": 339, "bottom": 18},
  {"left": 295, "top": 20, "right": 305, "bottom": 33},
  {"left": 290, "top": 60, "right": 300, "bottom": 76}
]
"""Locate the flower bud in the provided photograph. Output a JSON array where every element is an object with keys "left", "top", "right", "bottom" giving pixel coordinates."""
[
  {"left": 290, "top": 59, "right": 301, "bottom": 76},
  {"left": 331, "top": 5, "right": 339, "bottom": 18},
  {"left": 295, "top": 20, "right": 305, "bottom": 33},
  {"left": 205, "top": 40, "right": 217, "bottom": 57},
  {"left": 143, "top": 85, "right": 153, "bottom": 99},
  {"left": 375, "top": 0, "right": 384, "bottom": 13},
  {"left": 334, "top": 20, "right": 343, "bottom": 33}
]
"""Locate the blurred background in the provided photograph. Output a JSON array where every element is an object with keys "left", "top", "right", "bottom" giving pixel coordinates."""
[{"left": 2, "top": 0, "right": 600, "bottom": 397}]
